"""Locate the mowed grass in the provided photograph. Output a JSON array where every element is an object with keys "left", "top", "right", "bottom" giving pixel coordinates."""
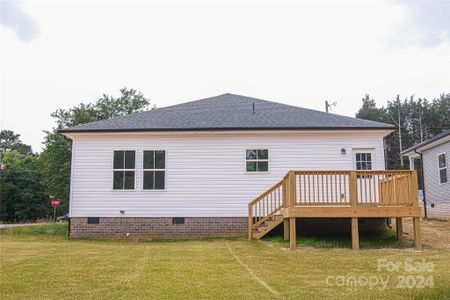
[
  {"left": 266, "top": 227, "right": 414, "bottom": 249},
  {"left": 1, "top": 224, "right": 450, "bottom": 299}
]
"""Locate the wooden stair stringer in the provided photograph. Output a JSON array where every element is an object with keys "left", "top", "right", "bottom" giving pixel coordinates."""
[{"left": 252, "top": 215, "right": 284, "bottom": 239}]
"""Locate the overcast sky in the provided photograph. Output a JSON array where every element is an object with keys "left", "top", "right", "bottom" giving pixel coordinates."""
[{"left": 1, "top": 0, "right": 449, "bottom": 152}]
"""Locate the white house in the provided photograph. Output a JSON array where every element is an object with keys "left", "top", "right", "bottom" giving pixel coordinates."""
[
  {"left": 62, "top": 93, "right": 395, "bottom": 238},
  {"left": 401, "top": 129, "right": 450, "bottom": 219}
]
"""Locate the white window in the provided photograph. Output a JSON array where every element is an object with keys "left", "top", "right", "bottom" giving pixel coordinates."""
[
  {"left": 143, "top": 150, "right": 166, "bottom": 190},
  {"left": 355, "top": 152, "right": 373, "bottom": 170},
  {"left": 246, "top": 149, "right": 269, "bottom": 172},
  {"left": 438, "top": 153, "right": 447, "bottom": 184},
  {"left": 113, "top": 151, "right": 135, "bottom": 190}
]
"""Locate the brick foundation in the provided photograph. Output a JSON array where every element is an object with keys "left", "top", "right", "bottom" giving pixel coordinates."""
[
  {"left": 69, "top": 217, "right": 247, "bottom": 239},
  {"left": 69, "top": 217, "right": 387, "bottom": 239}
]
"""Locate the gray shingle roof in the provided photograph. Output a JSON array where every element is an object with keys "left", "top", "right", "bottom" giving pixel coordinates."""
[
  {"left": 401, "top": 129, "right": 450, "bottom": 155},
  {"left": 61, "top": 93, "right": 395, "bottom": 133}
]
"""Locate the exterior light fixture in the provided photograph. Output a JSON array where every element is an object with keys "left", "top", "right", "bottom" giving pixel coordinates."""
[{"left": 341, "top": 148, "right": 346, "bottom": 155}]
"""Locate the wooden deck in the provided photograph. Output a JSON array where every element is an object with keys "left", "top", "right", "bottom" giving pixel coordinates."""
[{"left": 248, "top": 170, "right": 422, "bottom": 250}]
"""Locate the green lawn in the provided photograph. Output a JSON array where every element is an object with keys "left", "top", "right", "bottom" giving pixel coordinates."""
[{"left": 1, "top": 224, "right": 449, "bottom": 299}]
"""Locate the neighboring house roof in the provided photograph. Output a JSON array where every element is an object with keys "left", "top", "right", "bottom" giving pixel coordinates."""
[
  {"left": 401, "top": 129, "right": 450, "bottom": 157},
  {"left": 60, "top": 93, "right": 395, "bottom": 133}
]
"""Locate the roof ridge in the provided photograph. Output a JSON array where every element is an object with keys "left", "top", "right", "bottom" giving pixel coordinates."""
[
  {"left": 61, "top": 93, "right": 396, "bottom": 132},
  {"left": 214, "top": 93, "right": 394, "bottom": 127},
  {"left": 401, "top": 129, "right": 450, "bottom": 155}
]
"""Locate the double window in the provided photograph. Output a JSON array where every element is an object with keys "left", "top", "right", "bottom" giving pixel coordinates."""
[
  {"left": 113, "top": 151, "right": 136, "bottom": 190},
  {"left": 143, "top": 150, "right": 166, "bottom": 190},
  {"left": 113, "top": 150, "right": 166, "bottom": 190},
  {"left": 438, "top": 153, "right": 447, "bottom": 184},
  {"left": 246, "top": 149, "right": 269, "bottom": 172}
]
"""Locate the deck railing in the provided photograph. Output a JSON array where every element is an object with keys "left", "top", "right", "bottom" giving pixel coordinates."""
[
  {"left": 291, "top": 170, "right": 416, "bottom": 207},
  {"left": 247, "top": 177, "right": 286, "bottom": 238},
  {"left": 248, "top": 170, "right": 419, "bottom": 237}
]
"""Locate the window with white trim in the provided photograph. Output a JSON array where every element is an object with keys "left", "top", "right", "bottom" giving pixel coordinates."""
[
  {"left": 355, "top": 152, "right": 373, "bottom": 170},
  {"left": 246, "top": 149, "right": 269, "bottom": 172},
  {"left": 113, "top": 151, "right": 135, "bottom": 190},
  {"left": 143, "top": 150, "right": 166, "bottom": 190},
  {"left": 438, "top": 153, "right": 447, "bottom": 184}
]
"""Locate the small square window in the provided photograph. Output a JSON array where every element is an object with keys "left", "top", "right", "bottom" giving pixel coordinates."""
[{"left": 246, "top": 149, "right": 269, "bottom": 172}]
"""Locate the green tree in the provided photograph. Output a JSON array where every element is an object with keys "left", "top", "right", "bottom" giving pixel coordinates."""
[
  {"left": 0, "top": 151, "right": 50, "bottom": 222},
  {"left": 40, "top": 88, "right": 151, "bottom": 214},
  {"left": 355, "top": 94, "right": 387, "bottom": 123},
  {"left": 355, "top": 93, "right": 450, "bottom": 170},
  {"left": 0, "top": 130, "right": 32, "bottom": 157}
]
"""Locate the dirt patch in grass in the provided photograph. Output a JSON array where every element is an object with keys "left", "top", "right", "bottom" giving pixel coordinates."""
[
  {"left": 402, "top": 217, "right": 450, "bottom": 250},
  {"left": 265, "top": 218, "right": 450, "bottom": 252}
]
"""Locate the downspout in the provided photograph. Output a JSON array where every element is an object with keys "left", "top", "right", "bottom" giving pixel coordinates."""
[{"left": 414, "top": 149, "right": 428, "bottom": 218}]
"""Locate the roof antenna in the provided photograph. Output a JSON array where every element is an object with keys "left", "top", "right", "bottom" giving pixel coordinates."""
[
  {"left": 252, "top": 103, "right": 255, "bottom": 114},
  {"left": 325, "top": 100, "right": 337, "bottom": 113}
]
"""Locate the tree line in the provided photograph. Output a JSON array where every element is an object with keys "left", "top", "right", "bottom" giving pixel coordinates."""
[
  {"left": 1, "top": 88, "right": 151, "bottom": 222},
  {"left": 0, "top": 90, "right": 448, "bottom": 222},
  {"left": 356, "top": 93, "right": 449, "bottom": 169}
]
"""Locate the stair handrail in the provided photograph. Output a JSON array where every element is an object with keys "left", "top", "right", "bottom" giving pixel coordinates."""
[{"left": 248, "top": 173, "right": 289, "bottom": 240}]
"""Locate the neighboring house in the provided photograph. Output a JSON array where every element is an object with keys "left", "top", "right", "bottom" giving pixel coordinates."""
[
  {"left": 401, "top": 129, "right": 450, "bottom": 219},
  {"left": 61, "top": 93, "right": 395, "bottom": 238}
]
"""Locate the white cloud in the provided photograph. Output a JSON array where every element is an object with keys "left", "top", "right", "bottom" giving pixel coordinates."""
[
  {"left": 0, "top": 0, "right": 39, "bottom": 42},
  {"left": 387, "top": 0, "right": 450, "bottom": 48},
  {"left": 0, "top": 0, "right": 449, "bottom": 152}
]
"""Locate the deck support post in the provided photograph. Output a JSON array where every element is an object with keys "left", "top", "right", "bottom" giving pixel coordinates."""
[
  {"left": 283, "top": 219, "right": 289, "bottom": 240},
  {"left": 248, "top": 205, "right": 253, "bottom": 241},
  {"left": 349, "top": 171, "right": 359, "bottom": 250},
  {"left": 413, "top": 217, "right": 422, "bottom": 250},
  {"left": 410, "top": 170, "right": 422, "bottom": 250},
  {"left": 396, "top": 217, "right": 403, "bottom": 242},
  {"left": 351, "top": 217, "right": 359, "bottom": 250},
  {"left": 289, "top": 217, "right": 296, "bottom": 250}
]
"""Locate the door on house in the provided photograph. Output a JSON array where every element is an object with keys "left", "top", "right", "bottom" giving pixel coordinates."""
[{"left": 353, "top": 149, "right": 377, "bottom": 204}]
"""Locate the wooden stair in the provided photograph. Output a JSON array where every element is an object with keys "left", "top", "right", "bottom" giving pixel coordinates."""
[{"left": 251, "top": 215, "right": 284, "bottom": 239}]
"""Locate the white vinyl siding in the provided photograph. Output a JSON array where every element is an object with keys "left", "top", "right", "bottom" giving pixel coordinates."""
[
  {"left": 69, "top": 131, "right": 386, "bottom": 217},
  {"left": 422, "top": 141, "right": 450, "bottom": 218}
]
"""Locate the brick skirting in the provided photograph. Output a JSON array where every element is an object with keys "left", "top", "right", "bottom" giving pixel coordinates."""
[
  {"left": 69, "top": 216, "right": 388, "bottom": 239},
  {"left": 69, "top": 217, "right": 248, "bottom": 239}
]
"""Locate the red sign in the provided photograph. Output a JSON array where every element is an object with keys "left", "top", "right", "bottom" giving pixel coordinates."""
[{"left": 51, "top": 199, "right": 60, "bottom": 208}]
